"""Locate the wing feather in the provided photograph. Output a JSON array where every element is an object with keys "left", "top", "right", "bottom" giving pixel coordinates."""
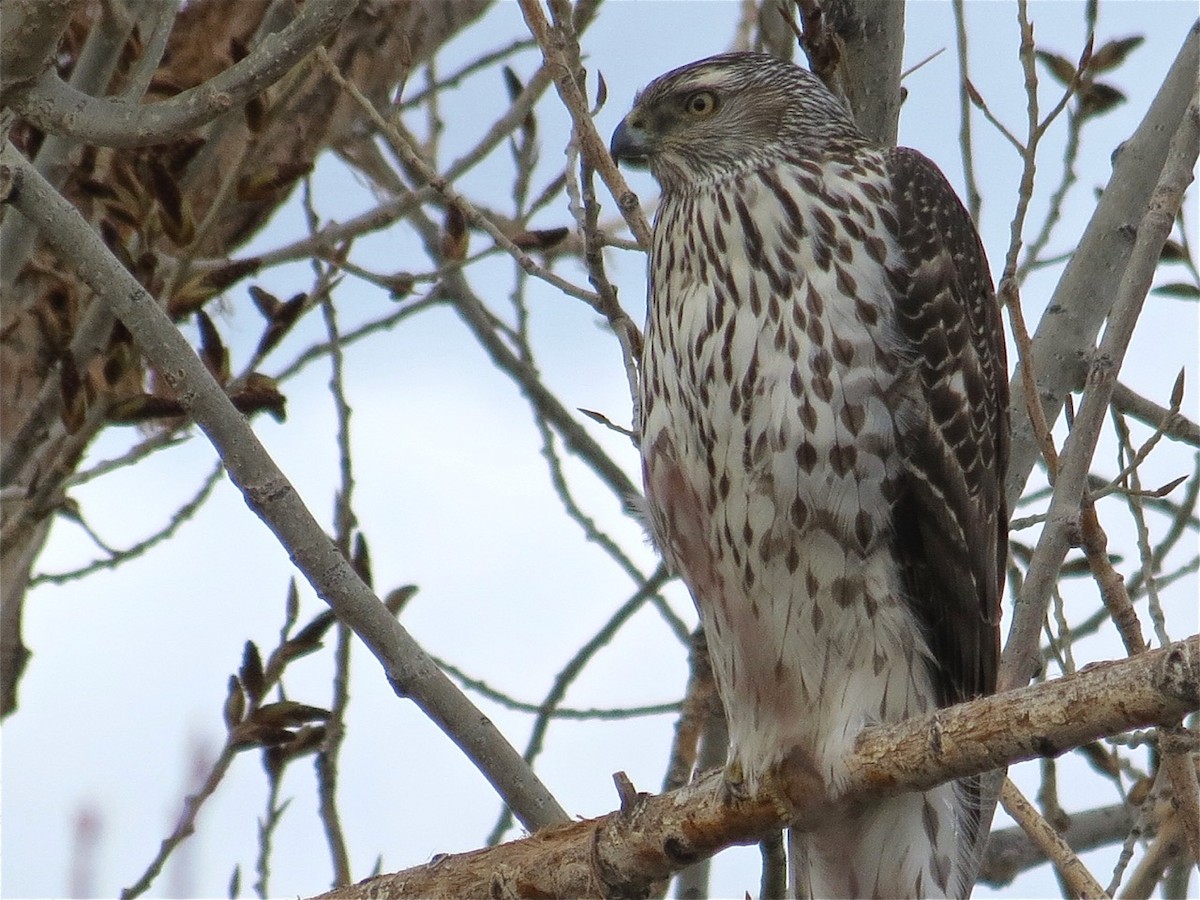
[{"left": 884, "top": 147, "right": 1009, "bottom": 708}]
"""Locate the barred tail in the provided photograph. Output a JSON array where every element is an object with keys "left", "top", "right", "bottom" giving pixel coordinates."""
[{"left": 787, "top": 778, "right": 980, "bottom": 899}]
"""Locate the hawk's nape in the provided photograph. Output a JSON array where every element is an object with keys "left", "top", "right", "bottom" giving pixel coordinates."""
[{"left": 612, "top": 52, "right": 1008, "bottom": 899}]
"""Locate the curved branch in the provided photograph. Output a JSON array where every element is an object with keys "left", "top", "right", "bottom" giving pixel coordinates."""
[
  {"left": 313, "top": 637, "right": 1199, "bottom": 899},
  {"left": 0, "top": 140, "right": 570, "bottom": 835},
  {"left": 0, "top": 0, "right": 84, "bottom": 98},
  {"left": 7, "top": 0, "right": 353, "bottom": 148}
]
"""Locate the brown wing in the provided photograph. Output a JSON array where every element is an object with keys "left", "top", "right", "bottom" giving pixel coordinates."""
[{"left": 884, "top": 147, "right": 1009, "bottom": 709}]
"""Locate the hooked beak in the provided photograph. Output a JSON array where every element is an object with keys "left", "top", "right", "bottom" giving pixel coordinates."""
[{"left": 610, "top": 116, "right": 651, "bottom": 169}]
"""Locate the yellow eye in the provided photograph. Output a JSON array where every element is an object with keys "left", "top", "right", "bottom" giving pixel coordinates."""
[{"left": 685, "top": 91, "right": 718, "bottom": 117}]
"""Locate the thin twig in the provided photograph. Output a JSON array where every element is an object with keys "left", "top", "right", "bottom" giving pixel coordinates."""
[
  {"left": 486, "top": 565, "right": 672, "bottom": 845},
  {"left": 315, "top": 245, "right": 354, "bottom": 887},
  {"left": 432, "top": 656, "right": 681, "bottom": 720},
  {"left": 31, "top": 460, "right": 224, "bottom": 586},
  {"left": 316, "top": 47, "right": 602, "bottom": 308}
]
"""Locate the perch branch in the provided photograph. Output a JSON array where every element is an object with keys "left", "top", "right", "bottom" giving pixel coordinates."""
[{"left": 314, "top": 638, "right": 1199, "bottom": 899}]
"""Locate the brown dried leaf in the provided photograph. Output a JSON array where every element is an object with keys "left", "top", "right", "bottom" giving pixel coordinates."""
[
  {"left": 255, "top": 292, "right": 306, "bottom": 357},
  {"left": 230, "top": 722, "right": 294, "bottom": 751},
  {"left": 1077, "top": 741, "right": 1120, "bottom": 776},
  {"left": 511, "top": 227, "right": 570, "bottom": 251},
  {"left": 964, "top": 79, "right": 985, "bottom": 108},
  {"left": 384, "top": 585, "right": 419, "bottom": 616},
  {"left": 1151, "top": 282, "right": 1200, "bottom": 300},
  {"left": 283, "top": 578, "right": 299, "bottom": 635},
  {"left": 106, "top": 393, "right": 186, "bottom": 424},
  {"left": 196, "top": 311, "right": 230, "bottom": 385},
  {"left": 223, "top": 674, "right": 246, "bottom": 729},
  {"left": 202, "top": 257, "right": 262, "bottom": 293},
  {"left": 1077, "top": 81, "right": 1126, "bottom": 119},
  {"left": 440, "top": 203, "right": 469, "bottom": 262},
  {"left": 290, "top": 610, "right": 336, "bottom": 650},
  {"left": 280, "top": 724, "right": 326, "bottom": 758},
  {"left": 1087, "top": 35, "right": 1144, "bottom": 73},
  {"left": 278, "top": 633, "right": 325, "bottom": 666},
  {"left": 230, "top": 372, "right": 287, "bottom": 422},
  {"left": 502, "top": 66, "right": 535, "bottom": 136},
  {"left": 253, "top": 700, "right": 331, "bottom": 728},
  {"left": 240, "top": 640, "right": 265, "bottom": 705},
  {"left": 1159, "top": 239, "right": 1188, "bottom": 263},
  {"left": 501, "top": 65, "right": 523, "bottom": 102},
  {"left": 352, "top": 532, "right": 372, "bottom": 588},
  {"left": 248, "top": 284, "right": 282, "bottom": 319},
  {"left": 1170, "top": 368, "right": 1185, "bottom": 410},
  {"left": 1035, "top": 50, "right": 1077, "bottom": 86},
  {"left": 1147, "top": 474, "right": 1188, "bottom": 498}
]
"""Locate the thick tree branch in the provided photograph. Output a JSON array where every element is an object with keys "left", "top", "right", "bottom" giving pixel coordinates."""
[
  {"left": 314, "top": 638, "right": 1199, "bottom": 899},
  {"left": 6, "top": 0, "right": 353, "bottom": 148},
  {"left": 822, "top": 0, "right": 906, "bottom": 146},
  {"left": 0, "top": 0, "right": 85, "bottom": 100},
  {"left": 0, "top": 140, "right": 570, "bottom": 835}
]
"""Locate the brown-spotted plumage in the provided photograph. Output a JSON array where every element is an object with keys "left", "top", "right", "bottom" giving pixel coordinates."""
[{"left": 612, "top": 52, "right": 1008, "bottom": 899}]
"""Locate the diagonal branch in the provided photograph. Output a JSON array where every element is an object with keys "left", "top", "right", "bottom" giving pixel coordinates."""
[
  {"left": 0, "top": 139, "right": 570, "bottom": 835},
  {"left": 517, "top": 0, "right": 653, "bottom": 249},
  {"left": 1000, "top": 82, "right": 1199, "bottom": 691}
]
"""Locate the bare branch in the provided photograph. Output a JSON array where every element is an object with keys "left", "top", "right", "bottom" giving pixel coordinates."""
[
  {"left": 8, "top": 0, "right": 354, "bottom": 148},
  {"left": 0, "top": 140, "right": 570, "bottom": 835},
  {"left": 517, "top": 0, "right": 653, "bottom": 249},
  {"left": 1000, "top": 78, "right": 1199, "bottom": 691},
  {"left": 1005, "top": 22, "right": 1200, "bottom": 510},
  {"left": 998, "top": 778, "right": 1107, "bottom": 899},
  {"left": 979, "top": 803, "right": 1135, "bottom": 887},
  {"left": 1112, "top": 380, "right": 1200, "bottom": 448}
]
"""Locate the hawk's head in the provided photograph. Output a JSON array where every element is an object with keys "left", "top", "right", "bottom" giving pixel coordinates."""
[{"left": 610, "top": 52, "right": 864, "bottom": 192}]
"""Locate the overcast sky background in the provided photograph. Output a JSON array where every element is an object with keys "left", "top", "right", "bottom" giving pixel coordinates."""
[{"left": 3, "top": 2, "right": 1198, "bottom": 898}]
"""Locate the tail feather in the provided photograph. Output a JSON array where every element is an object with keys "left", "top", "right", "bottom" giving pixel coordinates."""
[{"left": 787, "top": 780, "right": 976, "bottom": 899}]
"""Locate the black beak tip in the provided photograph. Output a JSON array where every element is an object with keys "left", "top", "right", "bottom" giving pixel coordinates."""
[{"left": 609, "top": 119, "right": 648, "bottom": 169}]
